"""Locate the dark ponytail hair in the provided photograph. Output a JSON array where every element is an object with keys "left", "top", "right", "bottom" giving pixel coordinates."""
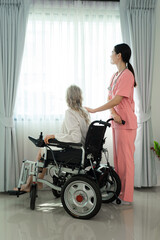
[{"left": 114, "top": 43, "right": 137, "bottom": 87}]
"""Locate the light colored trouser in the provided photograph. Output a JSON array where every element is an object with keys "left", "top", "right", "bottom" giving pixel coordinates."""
[{"left": 112, "top": 128, "right": 137, "bottom": 202}]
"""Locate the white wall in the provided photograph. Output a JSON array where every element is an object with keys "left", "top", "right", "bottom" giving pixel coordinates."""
[{"left": 152, "top": 0, "right": 160, "bottom": 184}]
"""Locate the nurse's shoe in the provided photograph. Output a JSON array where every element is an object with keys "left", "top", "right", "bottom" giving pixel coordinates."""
[
  {"left": 111, "top": 199, "right": 132, "bottom": 205},
  {"left": 120, "top": 199, "right": 132, "bottom": 205}
]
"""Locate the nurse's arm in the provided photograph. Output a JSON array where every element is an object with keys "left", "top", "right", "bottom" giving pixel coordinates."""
[
  {"left": 107, "top": 95, "right": 117, "bottom": 117},
  {"left": 86, "top": 95, "right": 123, "bottom": 113},
  {"left": 108, "top": 95, "right": 120, "bottom": 117}
]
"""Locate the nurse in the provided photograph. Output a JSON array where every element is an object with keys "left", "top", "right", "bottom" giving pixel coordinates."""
[{"left": 86, "top": 43, "right": 137, "bottom": 204}]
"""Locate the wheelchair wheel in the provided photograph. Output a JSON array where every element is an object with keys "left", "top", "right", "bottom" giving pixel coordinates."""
[
  {"left": 100, "top": 169, "right": 121, "bottom": 203},
  {"left": 30, "top": 184, "right": 37, "bottom": 210},
  {"left": 61, "top": 175, "right": 102, "bottom": 219}
]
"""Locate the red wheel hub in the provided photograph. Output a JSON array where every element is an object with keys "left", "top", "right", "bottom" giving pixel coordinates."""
[{"left": 76, "top": 195, "right": 83, "bottom": 202}]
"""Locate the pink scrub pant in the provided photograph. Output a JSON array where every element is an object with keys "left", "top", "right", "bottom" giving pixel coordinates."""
[{"left": 112, "top": 128, "right": 137, "bottom": 202}]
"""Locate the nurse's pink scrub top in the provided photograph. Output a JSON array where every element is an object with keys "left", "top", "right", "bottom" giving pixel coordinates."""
[{"left": 108, "top": 68, "right": 137, "bottom": 129}]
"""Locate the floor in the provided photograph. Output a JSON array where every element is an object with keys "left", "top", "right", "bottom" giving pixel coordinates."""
[{"left": 0, "top": 186, "right": 160, "bottom": 240}]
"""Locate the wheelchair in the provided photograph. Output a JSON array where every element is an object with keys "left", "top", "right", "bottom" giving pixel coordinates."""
[{"left": 10, "top": 118, "right": 122, "bottom": 219}]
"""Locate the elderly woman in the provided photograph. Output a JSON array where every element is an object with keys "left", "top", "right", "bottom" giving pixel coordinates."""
[
  {"left": 44, "top": 85, "right": 90, "bottom": 146},
  {"left": 14, "top": 85, "right": 90, "bottom": 192}
]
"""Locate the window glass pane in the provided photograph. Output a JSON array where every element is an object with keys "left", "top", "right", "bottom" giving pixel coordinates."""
[{"left": 14, "top": 8, "right": 122, "bottom": 121}]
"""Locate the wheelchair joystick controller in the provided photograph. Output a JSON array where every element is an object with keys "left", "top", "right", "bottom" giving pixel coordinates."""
[
  {"left": 36, "top": 132, "right": 45, "bottom": 147},
  {"left": 28, "top": 132, "right": 45, "bottom": 147},
  {"left": 39, "top": 132, "right": 43, "bottom": 139}
]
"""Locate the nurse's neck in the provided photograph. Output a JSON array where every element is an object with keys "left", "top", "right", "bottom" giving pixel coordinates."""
[{"left": 116, "top": 61, "right": 126, "bottom": 74}]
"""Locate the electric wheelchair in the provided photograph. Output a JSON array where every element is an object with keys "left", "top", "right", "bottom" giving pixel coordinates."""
[{"left": 10, "top": 118, "right": 122, "bottom": 219}]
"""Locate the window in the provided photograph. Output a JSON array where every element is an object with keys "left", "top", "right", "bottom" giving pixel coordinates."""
[{"left": 14, "top": 1, "right": 122, "bottom": 123}]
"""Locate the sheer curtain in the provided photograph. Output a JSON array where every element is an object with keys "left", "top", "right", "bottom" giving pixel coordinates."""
[{"left": 14, "top": 0, "right": 122, "bottom": 167}]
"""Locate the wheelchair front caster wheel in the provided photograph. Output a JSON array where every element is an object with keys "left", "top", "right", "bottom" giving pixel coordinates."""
[
  {"left": 61, "top": 175, "right": 102, "bottom": 219},
  {"left": 30, "top": 184, "right": 37, "bottom": 210},
  {"left": 52, "top": 176, "right": 61, "bottom": 198},
  {"left": 52, "top": 189, "right": 61, "bottom": 198},
  {"left": 116, "top": 198, "right": 121, "bottom": 205}
]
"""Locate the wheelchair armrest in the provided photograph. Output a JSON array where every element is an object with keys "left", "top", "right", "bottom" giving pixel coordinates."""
[{"left": 48, "top": 138, "right": 83, "bottom": 148}]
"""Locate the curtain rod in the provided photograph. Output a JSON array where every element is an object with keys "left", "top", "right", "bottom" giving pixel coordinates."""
[{"left": 74, "top": 0, "right": 120, "bottom": 1}]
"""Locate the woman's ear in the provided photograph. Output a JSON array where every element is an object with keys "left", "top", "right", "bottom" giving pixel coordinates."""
[{"left": 117, "top": 53, "right": 122, "bottom": 59}]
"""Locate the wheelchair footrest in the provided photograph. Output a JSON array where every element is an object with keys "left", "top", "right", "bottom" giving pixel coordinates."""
[{"left": 8, "top": 190, "right": 28, "bottom": 196}]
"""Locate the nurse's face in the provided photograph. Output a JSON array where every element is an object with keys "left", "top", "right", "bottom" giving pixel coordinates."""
[{"left": 110, "top": 49, "right": 120, "bottom": 65}]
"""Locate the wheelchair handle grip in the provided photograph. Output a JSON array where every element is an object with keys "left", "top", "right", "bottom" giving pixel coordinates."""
[{"left": 107, "top": 118, "right": 125, "bottom": 125}]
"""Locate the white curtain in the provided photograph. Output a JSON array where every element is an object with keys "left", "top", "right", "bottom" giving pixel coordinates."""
[
  {"left": 0, "top": 0, "right": 30, "bottom": 192},
  {"left": 120, "top": 0, "right": 157, "bottom": 187},
  {"left": 14, "top": 0, "right": 122, "bottom": 169}
]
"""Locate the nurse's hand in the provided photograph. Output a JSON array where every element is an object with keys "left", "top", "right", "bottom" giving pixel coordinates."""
[
  {"left": 112, "top": 114, "right": 122, "bottom": 124},
  {"left": 85, "top": 107, "right": 96, "bottom": 113}
]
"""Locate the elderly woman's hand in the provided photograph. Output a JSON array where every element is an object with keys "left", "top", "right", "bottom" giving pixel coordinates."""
[{"left": 44, "top": 134, "right": 55, "bottom": 144}]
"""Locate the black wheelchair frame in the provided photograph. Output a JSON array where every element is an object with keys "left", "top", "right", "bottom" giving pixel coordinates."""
[{"left": 10, "top": 118, "right": 122, "bottom": 219}]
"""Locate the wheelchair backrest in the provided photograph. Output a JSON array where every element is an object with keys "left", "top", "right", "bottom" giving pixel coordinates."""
[{"left": 84, "top": 120, "right": 107, "bottom": 158}]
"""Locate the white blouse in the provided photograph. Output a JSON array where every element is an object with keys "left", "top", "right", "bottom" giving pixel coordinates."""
[{"left": 55, "top": 108, "right": 90, "bottom": 146}]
